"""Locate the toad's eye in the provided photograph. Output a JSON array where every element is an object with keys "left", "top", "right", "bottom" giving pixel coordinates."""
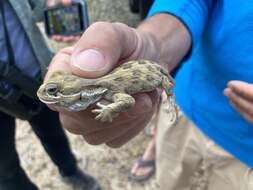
[{"left": 46, "top": 83, "right": 58, "bottom": 96}]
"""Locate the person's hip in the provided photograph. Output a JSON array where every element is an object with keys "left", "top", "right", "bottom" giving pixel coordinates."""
[{"left": 155, "top": 93, "right": 253, "bottom": 190}]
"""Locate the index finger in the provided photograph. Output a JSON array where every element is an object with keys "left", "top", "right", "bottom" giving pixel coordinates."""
[{"left": 45, "top": 47, "right": 74, "bottom": 81}]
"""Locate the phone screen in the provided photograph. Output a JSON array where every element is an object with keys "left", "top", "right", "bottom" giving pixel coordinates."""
[{"left": 45, "top": 3, "right": 86, "bottom": 36}]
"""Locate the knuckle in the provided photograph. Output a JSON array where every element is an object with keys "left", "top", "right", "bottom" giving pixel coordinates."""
[
  {"left": 59, "top": 113, "right": 68, "bottom": 124},
  {"left": 64, "top": 126, "right": 81, "bottom": 135},
  {"left": 50, "top": 51, "right": 70, "bottom": 65},
  {"left": 113, "top": 22, "right": 129, "bottom": 29},
  {"left": 83, "top": 135, "right": 103, "bottom": 145},
  {"left": 88, "top": 22, "right": 117, "bottom": 35},
  {"left": 249, "top": 118, "right": 253, "bottom": 124},
  {"left": 89, "top": 21, "right": 109, "bottom": 28},
  {"left": 106, "top": 142, "right": 123, "bottom": 148},
  {"left": 59, "top": 114, "right": 81, "bottom": 135},
  {"left": 248, "top": 107, "right": 253, "bottom": 116},
  {"left": 244, "top": 113, "right": 253, "bottom": 125},
  {"left": 58, "top": 47, "right": 73, "bottom": 54},
  {"left": 112, "top": 22, "right": 129, "bottom": 28}
]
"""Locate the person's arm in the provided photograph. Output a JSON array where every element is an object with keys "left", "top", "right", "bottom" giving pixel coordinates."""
[
  {"left": 137, "top": 13, "right": 191, "bottom": 72},
  {"left": 44, "top": 0, "right": 213, "bottom": 147},
  {"left": 139, "top": 0, "right": 213, "bottom": 70}
]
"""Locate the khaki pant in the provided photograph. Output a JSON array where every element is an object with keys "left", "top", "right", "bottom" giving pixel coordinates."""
[{"left": 154, "top": 93, "right": 253, "bottom": 190}]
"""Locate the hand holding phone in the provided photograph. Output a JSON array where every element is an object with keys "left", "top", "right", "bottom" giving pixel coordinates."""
[
  {"left": 44, "top": 0, "right": 89, "bottom": 37},
  {"left": 46, "top": 0, "right": 72, "bottom": 7}
]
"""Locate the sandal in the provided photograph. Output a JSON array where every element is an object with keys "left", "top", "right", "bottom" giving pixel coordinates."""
[{"left": 128, "top": 158, "right": 155, "bottom": 182}]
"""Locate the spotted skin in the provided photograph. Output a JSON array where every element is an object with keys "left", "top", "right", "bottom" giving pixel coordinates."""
[{"left": 37, "top": 60, "right": 177, "bottom": 122}]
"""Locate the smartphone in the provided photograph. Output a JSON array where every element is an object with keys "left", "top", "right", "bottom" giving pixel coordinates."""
[{"left": 44, "top": 0, "right": 89, "bottom": 36}]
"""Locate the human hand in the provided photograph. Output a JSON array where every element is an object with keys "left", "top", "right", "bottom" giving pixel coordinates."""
[
  {"left": 46, "top": 0, "right": 81, "bottom": 43},
  {"left": 47, "top": 0, "right": 72, "bottom": 6},
  {"left": 51, "top": 35, "right": 81, "bottom": 43},
  {"left": 224, "top": 80, "right": 253, "bottom": 124},
  {"left": 45, "top": 22, "right": 161, "bottom": 147}
]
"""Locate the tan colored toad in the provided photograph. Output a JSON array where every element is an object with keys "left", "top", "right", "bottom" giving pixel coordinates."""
[{"left": 37, "top": 60, "right": 177, "bottom": 122}]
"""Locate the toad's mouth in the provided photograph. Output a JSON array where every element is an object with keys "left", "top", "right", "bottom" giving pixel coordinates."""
[
  {"left": 39, "top": 92, "right": 82, "bottom": 105},
  {"left": 39, "top": 98, "right": 59, "bottom": 104}
]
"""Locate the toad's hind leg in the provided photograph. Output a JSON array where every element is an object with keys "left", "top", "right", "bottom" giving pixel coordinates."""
[
  {"left": 161, "top": 75, "right": 174, "bottom": 96},
  {"left": 161, "top": 75, "right": 178, "bottom": 123},
  {"left": 92, "top": 93, "right": 135, "bottom": 122}
]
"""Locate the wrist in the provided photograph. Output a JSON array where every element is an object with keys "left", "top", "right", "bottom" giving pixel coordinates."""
[
  {"left": 134, "top": 29, "right": 161, "bottom": 63},
  {"left": 137, "top": 13, "right": 192, "bottom": 71}
]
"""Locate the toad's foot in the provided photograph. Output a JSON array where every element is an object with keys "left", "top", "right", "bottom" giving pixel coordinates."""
[{"left": 92, "top": 102, "right": 119, "bottom": 122}]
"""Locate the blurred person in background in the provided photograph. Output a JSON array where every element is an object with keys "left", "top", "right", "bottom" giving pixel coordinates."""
[{"left": 0, "top": 0, "right": 100, "bottom": 190}]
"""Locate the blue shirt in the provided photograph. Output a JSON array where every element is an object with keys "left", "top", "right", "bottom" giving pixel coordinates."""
[
  {"left": 149, "top": 0, "right": 253, "bottom": 168},
  {"left": 0, "top": 0, "right": 40, "bottom": 78}
]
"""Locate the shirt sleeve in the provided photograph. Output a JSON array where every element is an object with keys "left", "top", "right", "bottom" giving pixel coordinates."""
[{"left": 148, "top": 0, "right": 213, "bottom": 46}]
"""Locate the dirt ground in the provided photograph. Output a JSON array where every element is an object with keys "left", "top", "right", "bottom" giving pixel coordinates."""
[{"left": 16, "top": 1, "right": 160, "bottom": 189}]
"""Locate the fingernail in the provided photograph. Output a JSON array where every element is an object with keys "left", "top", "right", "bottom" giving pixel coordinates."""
[
  {"left": 223, "top": 88, "right": 231, "bottom": 96},
  {"left": 73, "top": 49, "right": 106, "bottom": 71}
]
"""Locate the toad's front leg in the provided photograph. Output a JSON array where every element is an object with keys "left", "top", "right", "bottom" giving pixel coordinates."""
[{"left": 92, "top": 93, "right": 135, "bottom": 122}]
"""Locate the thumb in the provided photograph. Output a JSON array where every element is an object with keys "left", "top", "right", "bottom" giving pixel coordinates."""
[{"left": 70, "top": 22, "right": 140, "bottom": 78}]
